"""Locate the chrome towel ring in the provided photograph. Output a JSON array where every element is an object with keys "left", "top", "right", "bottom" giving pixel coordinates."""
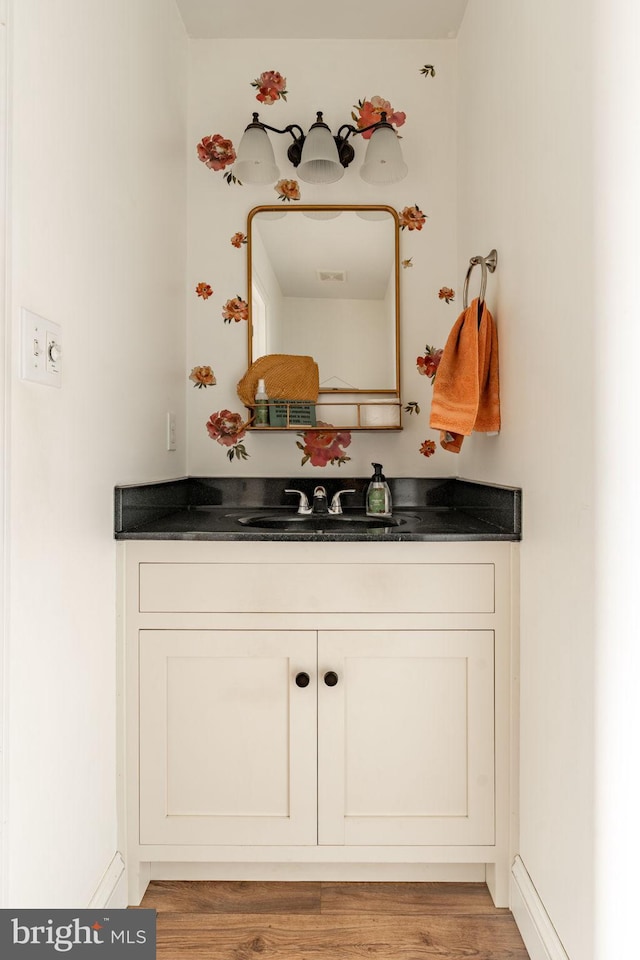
[{"left": 462, "top": 249, "right": 498, "bottom": 309}]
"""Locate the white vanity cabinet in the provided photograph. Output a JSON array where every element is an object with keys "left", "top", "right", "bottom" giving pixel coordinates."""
[{"left": 119, "top": 539, "right": 517, "bottom": 907}]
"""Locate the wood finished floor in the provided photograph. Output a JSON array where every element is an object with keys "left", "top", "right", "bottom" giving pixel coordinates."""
[{"left": 139, "top": 881, "right": 530, "bottom": 959}]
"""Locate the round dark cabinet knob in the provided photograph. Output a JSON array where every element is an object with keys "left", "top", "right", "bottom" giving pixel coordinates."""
[
  {"left": 295, "top": 672, "right": 310, "bottom": 688},
  {"left": 324, "top": 671, "right": 339, "bottom": 687}
]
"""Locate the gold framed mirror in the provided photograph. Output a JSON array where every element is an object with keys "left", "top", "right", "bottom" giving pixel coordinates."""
[{"left": 247, "top": 205, "right": 400, "bottom": 396}]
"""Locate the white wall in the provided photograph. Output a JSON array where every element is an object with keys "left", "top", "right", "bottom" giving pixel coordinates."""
[
  {"left": 250, "top": 226, "right": 283, "bottom": 358},
  {"left": 279, "top": 296, "right": 390, "bottom": 391},
  {"left": 5, "top": 0, "right": 187, "bottom": 906},
  {"left": 457, "top": 2, "right": 596, "bottom": 958},
  {"left": 593, "top": 1, "right": 640, "bottom": 957},
  {"left": 186, "top": 39, "right": 458, "bottom": 476}
]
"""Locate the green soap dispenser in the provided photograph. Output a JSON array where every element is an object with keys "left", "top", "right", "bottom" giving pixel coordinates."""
[{"left": 366, "top": 463, "right": 392, "bottom": 517}]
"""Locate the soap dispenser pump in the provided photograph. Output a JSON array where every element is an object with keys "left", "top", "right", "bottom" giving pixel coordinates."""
[{"left": 366, "top": 463, "right": 392, "bottom": 518}]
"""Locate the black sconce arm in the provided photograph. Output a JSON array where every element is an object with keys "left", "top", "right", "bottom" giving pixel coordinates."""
[
  {"left": 248, "top": 113, "right": 305, "bottom": 143},
  {"left": 335, "top": 111, "right": 391, "bottom": 143},
  {"left": 244, "top": 112, "right": 307, "bottom": 169},
  {"left": 334, "top": 112, "right": 393, "bottom": 168}
]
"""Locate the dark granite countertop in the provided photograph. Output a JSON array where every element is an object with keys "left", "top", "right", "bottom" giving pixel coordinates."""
[{"left": 115, "top": 477, "right": 521, "bottom": 542}]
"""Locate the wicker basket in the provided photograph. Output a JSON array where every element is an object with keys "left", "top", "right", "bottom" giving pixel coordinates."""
[{"left": 237, "top": 354, "right": 319, "bottom": 408}]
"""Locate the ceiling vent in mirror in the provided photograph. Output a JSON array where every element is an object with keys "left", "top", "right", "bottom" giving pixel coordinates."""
[{"left": 317, "top": 270, "right": 346, "bottom": 282}]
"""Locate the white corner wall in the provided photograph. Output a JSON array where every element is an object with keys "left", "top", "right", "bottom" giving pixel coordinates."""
[
  {"left": 592, "top": 1, "right": 640, "bottom": 957},
  {"left": 5, "top": 0, "right": 187, "bottom": 905},
  {"left": 457, "top": 2, "right": 596, "bottom": 959}
]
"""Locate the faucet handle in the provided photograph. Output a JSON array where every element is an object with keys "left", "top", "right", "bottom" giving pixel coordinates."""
[
  {"left": 330, "top": 488, "right": 356, "bottom": 515},
  {"left": 284, "top": 489, "right": 312, "bottom": 515}
]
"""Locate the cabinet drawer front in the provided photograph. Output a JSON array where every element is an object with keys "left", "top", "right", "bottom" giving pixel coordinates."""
[{"left": 139, "top": 562, "right": 495, "bottom": 614}]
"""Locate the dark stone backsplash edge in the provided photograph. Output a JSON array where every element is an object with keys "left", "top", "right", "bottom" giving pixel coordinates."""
[{"left": 115, "top": 475, "right": 522, "bottom": 538}]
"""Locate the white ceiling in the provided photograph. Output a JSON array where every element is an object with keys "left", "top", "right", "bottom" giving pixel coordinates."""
[
  {"left": 255, "top": 211, "right": 395, "bottom": 300},
  {"left": 175, "top": 0, "right": 469, "bottom": 40}
]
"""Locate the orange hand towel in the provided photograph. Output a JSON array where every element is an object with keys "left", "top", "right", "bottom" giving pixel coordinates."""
[{"left": 429, "top": 297, "right": 500, "bottom": 453}]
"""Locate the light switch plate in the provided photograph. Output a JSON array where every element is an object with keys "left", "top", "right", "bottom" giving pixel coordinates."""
[
  {"left": 21, "top": 308, "right": 62, "bottom": 387},
  {"left": 167, "top": 411, "right": 177, "bottom": 451}
]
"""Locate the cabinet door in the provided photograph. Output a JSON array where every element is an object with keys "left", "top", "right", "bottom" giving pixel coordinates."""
[
  {"left": 318, "top": 631, "right": 494, "bottom": 846},
  {"left": 139, "top": 630, "right": 317, "bottom": 845}
]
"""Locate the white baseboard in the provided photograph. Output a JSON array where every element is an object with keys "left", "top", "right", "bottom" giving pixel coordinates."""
[
  {"left": 148, "top": 862, "right": 486, "bottom": 883},
  {"left": 88, "top": 852, "right": 127, "bottom": 909},
  {"left": 510, "top": 857, "right": 570, "bottom": 960}
]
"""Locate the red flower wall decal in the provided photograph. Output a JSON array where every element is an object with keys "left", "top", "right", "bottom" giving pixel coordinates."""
[
  {"left": 439, "top": 286, "right": 455, "bottom": 303},
  {"left": 417, "top": 345, "right": 443, "bottom": 383},
  {"left": 275, "top": 179, "right": 300, "bottom": 202},
  {"left": 399, "top": 205, "right": 427, "bottom": 230},
  {"left": 195, "top": 282, "right": 213, "bottom": 300},
  {"left": 251, "top": 70, "right": 288, "bottom": 105},
  {"left": 189, "top": 366, "right": 216, "bottom": 388},
  {"left": 222, "top": 296, "right": 249, "bottom": 323},
  {"left": 296, "top": 423, "right": 352, "bottom": 467},
  {"left": 352, "top": 96, "right": 406, "bottom": 139},
  {"left": 196, "top": 134, "right": 236, "bottom": 171},
  {"left": 419, "top": 439, "right": 437, "bottom": 458},
  {"left": 196, "top": 134, "right": 241, "bottom": 185},
  {"left": 206, "top": 410, "right": 249, "bottom": 461},
  {"left": 230, "top": 232, "right": 247, "bottom": 248}
]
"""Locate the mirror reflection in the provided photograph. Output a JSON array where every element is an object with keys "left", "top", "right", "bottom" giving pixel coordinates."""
[{"left": 248, "top": 206, "right": 400, "bottom": 394}]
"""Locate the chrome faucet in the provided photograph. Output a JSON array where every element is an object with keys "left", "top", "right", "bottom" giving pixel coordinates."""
[
  {"left": 285, "top": 486, "right": 356, "bottom": 515},
  {"left": 312, "top": 485, "right": 329, "bottom": 514},
  {"left": 284, "top": 488, "right": 312, "bottom": 515},
  {"left": 329, "top": 488, "right": 355, "bottom": 514}
]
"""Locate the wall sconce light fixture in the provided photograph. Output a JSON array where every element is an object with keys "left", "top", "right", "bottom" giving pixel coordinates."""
[{"left": 235, "top": 111, "right": 408, "bottom": 186}]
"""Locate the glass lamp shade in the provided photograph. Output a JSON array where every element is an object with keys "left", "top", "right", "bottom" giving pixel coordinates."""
[
  {"left": 234, "top": 126, "right": 280, "bottom": 184},
  {"left": 360, "top": 124, "right": 408, "bottom": 184},
  {"left": 303, "top": 209, "right": 342, "bottom": 220},
  {"left": 298, "top": 123, "right": 344, "bottom": 184}
]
